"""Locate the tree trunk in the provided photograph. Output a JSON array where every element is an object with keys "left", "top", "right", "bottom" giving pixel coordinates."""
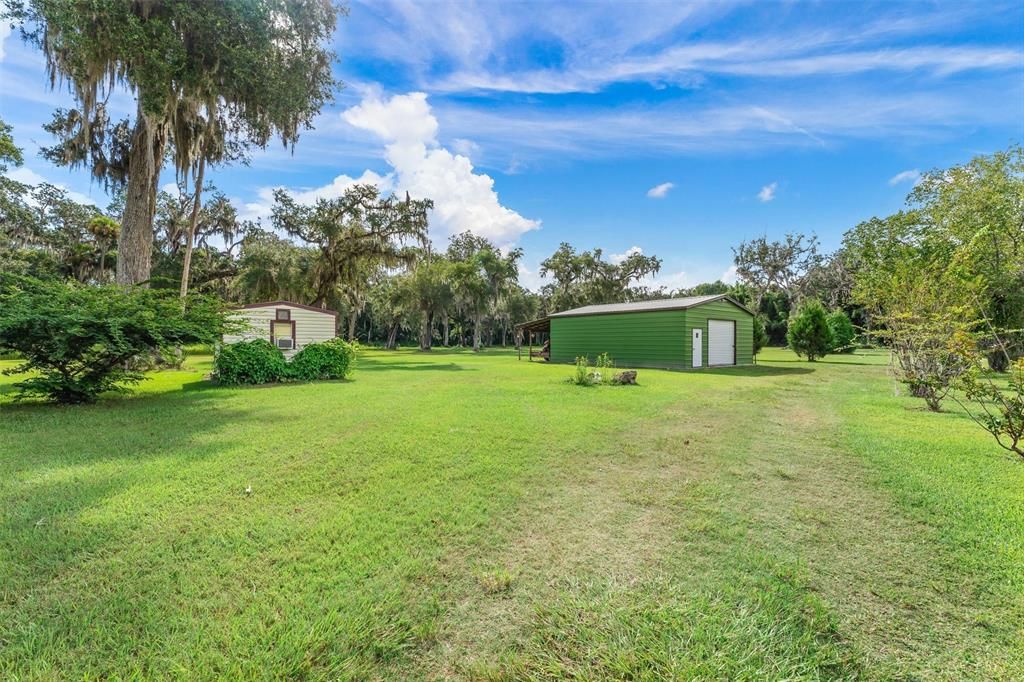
[
  {"left": 420, "top": 310, "right": 432, "bottom": 351},
  {"left": 473, "top": 314, "right": 482, "bottom": 352},
  {"left": 347, "top": 310, "right": 358, "bottom": 341},
  {"left": 180, "top": 157, "right": 206, "bottom": 298},
  {"left": 442, "top": 314, "right": 450, "bottom": 347},
  {"left": 117, "top": 110, "right": 166, "bottom": 286},
  {"left": 386, "top": 323, "right": 399, "bottom": 349},
  {"left": 99, "top": 239, "right": 107, "bottom": 282}
]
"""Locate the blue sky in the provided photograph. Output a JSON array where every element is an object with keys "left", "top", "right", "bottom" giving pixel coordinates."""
[{"left": 1, "top": 0, "right": 1022, "bottom": 290}]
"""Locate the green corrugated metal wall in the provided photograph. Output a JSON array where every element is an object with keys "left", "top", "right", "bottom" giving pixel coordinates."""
[
  {"left": 549, "top": 299, "right": 753, "bottom": 370},
  {"left": 682, "top": 300, "right": 754, "bottom": 367},
  {"left": 550, "top": 310, "right": 688, "bottom": 369}
]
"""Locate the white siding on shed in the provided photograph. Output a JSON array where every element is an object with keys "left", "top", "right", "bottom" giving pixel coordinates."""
[
  {"left": 223, "top": 304, "right": 337, "bottom": 358},
  {"left": 707, "top": 319, "right": 736, "bottom": 366}
]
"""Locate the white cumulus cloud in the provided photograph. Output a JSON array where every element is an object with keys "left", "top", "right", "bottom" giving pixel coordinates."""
[
  {"left": 238, "top": 170, "right": 392, "bottom": 223},
  {"left": 757, "top": 182, "right": 778, "bottom": 202},
  {"left": 342, "top": 91, "right": 539, "bottom": 246},
  {"left": 888, "top": 169, "right": 922, "bottom": 185},
  {"left": 643, "top": 269, "right": 690, "bottom": 292},
  {"left": 237, "top": 91, "right": 537, "bottom": 247},
  {"left": 451, "top": 138, "right": 481, "bottom": 159},
  {"left": 609, "top": 245, "right": 644, "bottom": 264},
  {"left": 8, "top": 167, "right": 100, "bottom": 207},
  {"left": 646, "top": 181, "right": 674, "bottom": 198},
  {"left": 720, "top": 264, "right": 738, "bottom": 284}
]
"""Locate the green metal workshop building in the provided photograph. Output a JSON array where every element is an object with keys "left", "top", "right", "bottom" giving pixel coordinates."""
[{"left": 518, "top": 294, "right": 755, "bottom": 370}]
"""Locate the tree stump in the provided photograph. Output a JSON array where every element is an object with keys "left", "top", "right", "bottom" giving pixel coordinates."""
[{"left": 613, "top": 370, "right": 637, "bottom": 385}]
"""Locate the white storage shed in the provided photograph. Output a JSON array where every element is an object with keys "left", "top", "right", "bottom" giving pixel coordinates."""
[{"left": 223, "top": 301, "right": 338, "bottom": 358}]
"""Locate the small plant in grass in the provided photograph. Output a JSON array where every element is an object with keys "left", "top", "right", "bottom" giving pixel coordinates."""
[
  {"left": 478, "top": 569, "right": 515, "bottom": 595},
  {"left": 213, "top": 339, "right": 287, "bottom": 385},
  {"left": 287, "top": 338, "right": 357, "bottom": 381},
  {"left": 569, "top": 355, "right": 596, "bottom": 386},
  {"left": 595, "top": 352, "right": 615, "bottom": 384},
  {"left": 786, "top": 299, "right": 832, "bottom": 361},
  {"left": 569, "top": 354, "right": 625, "bottom": 386}
]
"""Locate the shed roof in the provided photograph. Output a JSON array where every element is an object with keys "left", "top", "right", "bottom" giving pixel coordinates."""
[
  {"left": 548, "top": 294, "right": 753, "bottom": 318},
  {"left": 234, "top": 300, "right": 339, "bottom": 317}
]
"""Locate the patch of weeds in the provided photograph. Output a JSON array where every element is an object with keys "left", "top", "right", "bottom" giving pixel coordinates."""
[
  {"left": 568, "top": 353, "right": 621, "bottom": 386},
  {"left": 568, "top": 356, "right": 597, "bottom": 386},
  {"left": 478, "top": 569, "right": 516, "bottom": 595}
]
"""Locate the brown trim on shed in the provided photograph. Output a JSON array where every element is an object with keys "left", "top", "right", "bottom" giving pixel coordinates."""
[
  {"left": 236, "top": 300, "right": 339, "bottom": 317},
  {"left": 270, "top": 319, "right": 297, "bottom": 350}
]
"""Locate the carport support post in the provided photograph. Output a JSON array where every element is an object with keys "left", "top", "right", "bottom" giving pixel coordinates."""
[{"left": 528, "top": 331, "right": 533, "bottom": 362}]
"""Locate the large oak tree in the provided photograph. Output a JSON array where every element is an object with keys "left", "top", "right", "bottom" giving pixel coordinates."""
[{"left": 4, "top": 0, "right": 341, "bottom": 284}]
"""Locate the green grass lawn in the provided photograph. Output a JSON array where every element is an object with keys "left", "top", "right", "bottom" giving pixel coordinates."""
[{"left": 1, "top": 348, "right": 1021, "bottom": 679}]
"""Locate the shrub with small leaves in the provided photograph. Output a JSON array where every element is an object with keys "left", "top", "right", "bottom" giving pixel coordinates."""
[
  {"left": 826, "top": 311, "right": 856, "bottom": 353},
  {"left": 213, "top": 339, "right": 287, "bottom": 385},
  {"left": 0, "top": 274, "right": 228, "bottom": 403},
  {"left": 287, "top": 338, "right": 357, "bottom": 381},
  {"left": 787, "top": 299, "right": 832, "bottom": 362}
]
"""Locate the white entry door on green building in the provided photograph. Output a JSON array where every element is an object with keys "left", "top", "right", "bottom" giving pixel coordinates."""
[{"left": 707, "top": 319, "right": 736, "bottom": 366}]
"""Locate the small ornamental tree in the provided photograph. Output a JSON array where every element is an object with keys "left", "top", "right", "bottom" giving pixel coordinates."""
[
  {"left": 956, "top": 356, "right": 1024, "bottom": 459},
  {"left": 826, "top": 310, "right": 856, "bottom": 353},
  {"left": 950, "top": 325, "right": 1024, "bottom": 459},
  {"left": 0, "top": 275, "right": 227, "bottom": 403},
  {"left": 787, "top": 299, "right": 832, "bottom": 361}
]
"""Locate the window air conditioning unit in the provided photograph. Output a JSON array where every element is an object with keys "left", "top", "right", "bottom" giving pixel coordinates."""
[{"left": 276, "top": 338, "right": 294, "bottom": 350}]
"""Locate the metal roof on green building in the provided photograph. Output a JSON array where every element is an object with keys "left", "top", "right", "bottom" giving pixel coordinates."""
[{"left": 548, "top": 294, "right": 753, "bottom": 318}]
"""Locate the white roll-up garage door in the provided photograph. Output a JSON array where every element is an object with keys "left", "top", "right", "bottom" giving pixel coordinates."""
[{"left": 707, "top": 320, "right": 735, "bottom": 366}]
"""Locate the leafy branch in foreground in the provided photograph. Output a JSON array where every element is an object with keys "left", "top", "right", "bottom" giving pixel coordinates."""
[
  {"left": 0, "top": 275, "right": 228, "bottom": 403},
  {"left": 951, "top": 323, "right": 1024, "bottom": 459}
]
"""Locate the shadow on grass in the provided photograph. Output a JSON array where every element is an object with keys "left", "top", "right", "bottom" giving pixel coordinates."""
[
  {"left": 0, "top": 389, "right": 277, "bottom": 585},
  {"left": 357, "top": 360, "right": 474, "bottom": 372},
  {"left": 767, "top": 358, "right": 883, "bottom": 367},
  {"left": 702, "top": 365, "right": 815, "bottom": 377}
]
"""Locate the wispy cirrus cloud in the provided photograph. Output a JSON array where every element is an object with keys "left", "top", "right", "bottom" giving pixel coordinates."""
[
  {"left": 430, "top": 80, "right": 1020, "bottom": 164},
  {"left": 345, "top": 1, "right": 1022, "bottom": 96},
  {"left": 889, "top": 169, "right": 922, "bottom": 185},
  {"left": 757, "top": 182, "right": 778, "bottom": 202},
  {"left": 646, "top": 182, "right": 674, "bottom": 198}
]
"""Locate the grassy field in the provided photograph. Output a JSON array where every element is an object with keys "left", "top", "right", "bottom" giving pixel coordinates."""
[{"left": 1, "top": 347, "right": 1021, "bottom": 679}]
